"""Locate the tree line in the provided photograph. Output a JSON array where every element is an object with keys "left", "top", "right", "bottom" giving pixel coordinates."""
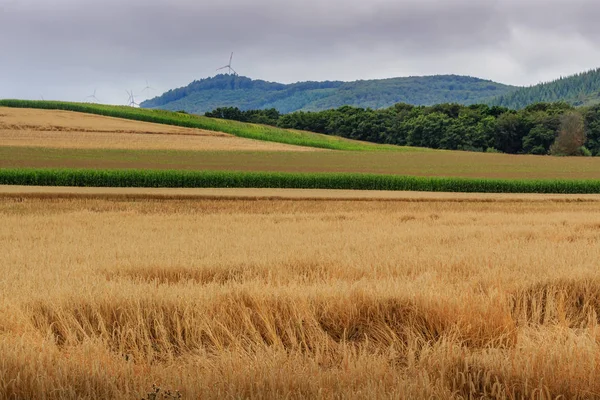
[{"left": 205, "top": 102, "right": 600, "bottom": 156}]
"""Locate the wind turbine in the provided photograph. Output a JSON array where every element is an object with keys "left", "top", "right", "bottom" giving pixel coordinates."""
[
  {"left": 126, "top": 90, "right": 139, "bottom": 107},
  {"left": 216, "top": 52, "right": 237, "bottom": 75},
  {"left": 141, "top": 80, "right": 155, "bottom": 94},
  {"left": 86, "top": 89, "right": 99, "bottom": 103}
]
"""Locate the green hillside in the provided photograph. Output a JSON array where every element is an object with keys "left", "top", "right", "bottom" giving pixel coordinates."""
[
  {"left": 140, "top": 74, "right": 516, "bottom": 114},
  {"left": 489, "top": 68, "right": 600, "bottom": 109}
]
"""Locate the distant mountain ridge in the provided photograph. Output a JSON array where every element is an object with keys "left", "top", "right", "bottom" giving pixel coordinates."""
[
  {"left": 140, "top": 74, "right": 516, "bottom": 114},
  {"left": 489, "top": 68, "right": 600, "bottom": 109}
]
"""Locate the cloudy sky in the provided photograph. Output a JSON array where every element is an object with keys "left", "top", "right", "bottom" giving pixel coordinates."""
[{"left": 1, "top": 0, "right": 599, "bottom": 105}]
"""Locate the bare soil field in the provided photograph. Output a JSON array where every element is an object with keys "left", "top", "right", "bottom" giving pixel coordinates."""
[
  {"left": 0, "top": 107, "right": 319, "bottom": 152},
  {"left": 2, "top": 195, "right": 600, "bottom": 399}
]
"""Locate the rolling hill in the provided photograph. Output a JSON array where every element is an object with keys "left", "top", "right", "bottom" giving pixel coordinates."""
[
  {"left": 489, "top": 68, "right": 600, "bottom": 109},
  {"left": 140, "top": 74, "right": 516, "bottom": 114},
  {"left": 0, "top": 100, "right": 406, "bottom": 151}
]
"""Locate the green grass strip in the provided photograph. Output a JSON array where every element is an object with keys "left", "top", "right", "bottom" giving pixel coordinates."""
[
  {"left": 0, "top": 100, "right": 406, "bottom": 152},
  {"left": 2, "top": 168, "right": 600, "bottom": 193}
]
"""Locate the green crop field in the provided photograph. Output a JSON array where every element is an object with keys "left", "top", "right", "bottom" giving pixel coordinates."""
[
  {"left": 2, "top": 100, "right": 600, "bottom": 192},
  {"left": 2, "top": 168, "right": 600, "bottom": 193},
  {"left": 2, "top": 146, "right": 600, "bottom": 180},
  {"left": 0, "top": 100, "right": 410, "bottom": 152}
]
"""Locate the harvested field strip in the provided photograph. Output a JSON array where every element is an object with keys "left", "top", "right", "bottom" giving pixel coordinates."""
[
  {"left": 3, "top": 185, "right": 600, "bottom": 202},
  {"left": 0, "top": 100, "right": 406, "bottom": 151},
  {"left": 3, "top": 146, "right": 600, "bottom": 179},
  {"left": 0, "top": 107, "right": 320, "bottom": 152},
  {"left": 2, "top": 167, "right": 600, "bottom": 193}
]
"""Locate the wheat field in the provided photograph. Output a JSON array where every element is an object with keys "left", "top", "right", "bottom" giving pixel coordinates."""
[
  {"left": 2, "top": 194, "right": 600, "bottom": 399},
  {"left": 0, "top": 107, "right": 319, "bottom": 152}
]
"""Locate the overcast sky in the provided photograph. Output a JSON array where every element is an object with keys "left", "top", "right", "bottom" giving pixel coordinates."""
[{"left": 1, "top": 0, "right": 600, "bottom": 105}]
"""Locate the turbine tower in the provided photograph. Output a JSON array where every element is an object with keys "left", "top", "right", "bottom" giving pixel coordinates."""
[
  {"left": 126, "top": 90, "right": 139, "bottom": 107},
  {"left": 216, "top": 52, "right": 237, "bottom": 75}
]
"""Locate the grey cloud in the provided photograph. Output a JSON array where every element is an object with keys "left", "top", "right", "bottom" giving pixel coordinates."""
[{"left": 1, "top": 0, "right": 599, "bottom": 104}]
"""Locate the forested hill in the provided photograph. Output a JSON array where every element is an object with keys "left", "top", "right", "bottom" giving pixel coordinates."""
[
  {"left": 140, "top": 74, "right": 516, "bottom": 114},
  {"left": 489, "top": 68, "right": 600, "bottom": 109}
]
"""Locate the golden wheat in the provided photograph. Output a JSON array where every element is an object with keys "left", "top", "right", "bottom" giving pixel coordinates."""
[
  {"left": 1, "top": 195, "right": 600, "bottom": 399},
  {"left": 0, "top": 107, "right": 319, "bottom": 152}
]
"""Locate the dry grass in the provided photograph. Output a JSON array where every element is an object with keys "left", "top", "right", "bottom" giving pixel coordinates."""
[
  {"left": 2, "top": 196, "right": 600, "bottom": 399},
  {"left": 0, "top": 107, "right": 319, "bottom": 152}
]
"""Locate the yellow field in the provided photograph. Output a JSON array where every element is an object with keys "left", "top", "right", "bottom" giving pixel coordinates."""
[
  {"left": 4, "top": 185, "right": 600, "bottom": 201},
  {"left": 0, "top": 107, "right": 319, "bottom": 152},
  {"left": 2, "top": 194, "right": 600, "bottom": 399}
]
